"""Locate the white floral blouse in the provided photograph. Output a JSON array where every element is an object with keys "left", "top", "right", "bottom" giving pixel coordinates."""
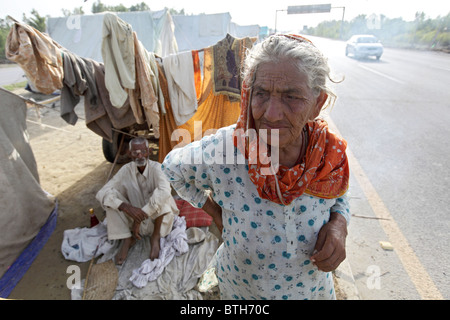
[{"left": 162, "top": 124, "right": 350, "bottom": 300}]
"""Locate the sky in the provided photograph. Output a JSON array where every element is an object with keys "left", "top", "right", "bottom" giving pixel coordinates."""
[{"left": 2, "top": 0, "right": 449, "bottom": 31}]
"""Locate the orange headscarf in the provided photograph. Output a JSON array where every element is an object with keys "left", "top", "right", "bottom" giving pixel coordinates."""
[{"left": 232, "top": 34, "right": 349, "bottom": 205}]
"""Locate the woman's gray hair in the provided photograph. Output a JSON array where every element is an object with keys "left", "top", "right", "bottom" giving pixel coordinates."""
[
  {"left": 129, "top": 137, "right": 148, "bottom": 150},
  {"left": 242, "top": 34, "right": 340, "bottom": 109}
]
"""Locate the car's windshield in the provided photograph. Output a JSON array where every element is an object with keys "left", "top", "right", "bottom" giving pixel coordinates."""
[{"left": 357, "top": 37, "right": 378, "bottom": 43}]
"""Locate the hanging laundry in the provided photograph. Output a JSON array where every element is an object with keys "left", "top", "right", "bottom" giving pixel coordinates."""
[
  {"left": 127, "top": 32, "right": 162, "bottom": 139},
  {"left": 61, "top": 50, "right": 136, "bottom": 141},
  {"left": 101, "top": 13, "right": 135, "bottom": 108},
  {"left": 163, "top": 51, "right": 198, "bottom": 126},
  {"left": 60, "top": 50, "right": 98, "bottom": 125},
  {"left": 5, "top": 21, "right": 64, "bottom": 95},
  {"left": 211, "top": 33, "right": 256, "bottom": 101},
  {"left": 177, "top": 47, "right": 241, "bottom": 142},
  {"left": 157, "top": 47, "right": 242, "bottom": 163},
  {"left": 157, "top": 61, "right": 179, "bottom": 163},
  {"left": 89, "top": 61, "right": 137, "bottom": 141}
]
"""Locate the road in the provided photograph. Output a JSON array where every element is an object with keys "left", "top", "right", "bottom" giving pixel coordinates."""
[
  {"left": 309, "top": 36, "right": 450, "bottom": 299},
  {"left": 0, "top": 64, "right": 25, "bottom": 86}
]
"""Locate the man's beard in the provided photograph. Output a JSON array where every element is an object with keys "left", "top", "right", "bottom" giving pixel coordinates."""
[{"left": 134, "top": 157, "right": 147, "bottom": 167}]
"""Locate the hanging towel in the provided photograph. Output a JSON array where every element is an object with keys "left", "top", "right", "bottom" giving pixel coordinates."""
[
  {"left": 101, "top": 13, "right": 135, "bottom": 108},
  {"left": 163, "top": 51, "right": 198, "bottom": 126}
]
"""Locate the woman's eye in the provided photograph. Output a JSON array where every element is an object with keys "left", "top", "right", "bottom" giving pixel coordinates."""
[
  {"left": 286, "top": 94, "right": 304, "bottom": 101},
  {"left": 254, "top": 91, "right": 268, "bottom": 98}
]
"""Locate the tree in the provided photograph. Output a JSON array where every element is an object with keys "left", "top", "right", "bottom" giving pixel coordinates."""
[
  {"left": 62, "top": 7, "right": 85, "bottom": 17},
  {"left": 130, "top": 2, "right": 150, "bottom": 12},
  {"left": 0, "top": 18, "right": 12, "bottom": 60},
  {"left": 23, "top": 9, "right": 47, "bottom": 32},
  {"left": 92, "top": 0, "right": 108, "bottom": 13},
  {"left": 91, "top": 0, "right": 135, "bottom": 13}
]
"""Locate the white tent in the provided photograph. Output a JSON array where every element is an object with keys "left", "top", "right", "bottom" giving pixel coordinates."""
[
  {"left": 47, "top": 10, "right": 262, "bottom": 59},
  {"left": 172, "top": 13, "right": 261, "bottom": 52},
  {"left": 0, "top": 88, "right": 57, "bottom": 297},
  {"left": 47, "top": 9, "right": 178, "bottom": 61}
]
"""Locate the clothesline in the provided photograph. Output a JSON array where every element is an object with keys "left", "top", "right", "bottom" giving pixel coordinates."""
[
  {"left": 5, "top": 16, "right": 257, "bottom": 163},
  {"left": 0, "top": 87, "right": 59, "bottom": 111}
]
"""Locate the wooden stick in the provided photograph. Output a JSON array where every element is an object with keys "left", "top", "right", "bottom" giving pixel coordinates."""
[
  {"left": 105, "top": 133, "right": 125, "bottom": 183},
  {"left": 82, "top": 244, "right": 99, "bottom": 300}
]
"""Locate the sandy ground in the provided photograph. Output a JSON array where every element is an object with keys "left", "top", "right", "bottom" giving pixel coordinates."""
[{"left": 6, "top": 87, "right": 344, "bottom": 300}]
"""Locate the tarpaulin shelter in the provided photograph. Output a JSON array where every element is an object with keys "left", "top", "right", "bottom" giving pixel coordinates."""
[
  {"left": 172, "top": 12, "right": 261, "bottom": 52},
  {"left": 0, "top": 88, "right": 57, "bottom": 298},
  {"left": 47, "top": 9, "right": 178, "bottom": 62}
]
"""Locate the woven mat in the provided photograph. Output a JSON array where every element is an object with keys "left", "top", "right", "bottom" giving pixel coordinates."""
[{"left": 83, "top": 259, "right": 118, "bottom": 300}]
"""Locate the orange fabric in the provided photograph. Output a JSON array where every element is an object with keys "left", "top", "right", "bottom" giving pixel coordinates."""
[
  {"left": 158, "top": 62, "right": 179, "bottom": 163},
  {"left": 158, "top": 47, "right": 241, "bottom": 162},
  {"left": 192, "top": 50, "right": 202, "bottom": 101},
  {"left": 232, "top": 34, "right": 349, "bottom": 205},
  {"left": 177, "top": 47, "right": 241, "bottom": 143}
]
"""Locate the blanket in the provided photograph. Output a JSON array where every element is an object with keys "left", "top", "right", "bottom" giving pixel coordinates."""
[{"left": 65, "top": 216, "right": 219, "bottom": 299}]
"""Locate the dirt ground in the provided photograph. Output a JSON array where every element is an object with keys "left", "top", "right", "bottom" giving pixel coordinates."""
[{"left": 6, "top": 87, "right": 343, "bottom": 300}]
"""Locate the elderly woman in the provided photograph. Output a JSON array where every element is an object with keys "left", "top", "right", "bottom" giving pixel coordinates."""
[{"left": 162, "top": 34, "right": 350, "bottom": 300}]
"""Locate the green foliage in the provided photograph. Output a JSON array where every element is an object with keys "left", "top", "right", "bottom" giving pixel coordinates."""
[
  {"left": 61, "top": 7, "right": 85, "bottom": 17},
  {"left": 0, "top": 18, "right": 13, "bottom": 60},
  {"left": 92, "top": 0, "right": 149, "bottom": 13},
  {"left": 305, "top": 11, "right": 450, "bottom": 51},
  {"left": 23, "top": 9, "right": 47, "bottom": 32}
]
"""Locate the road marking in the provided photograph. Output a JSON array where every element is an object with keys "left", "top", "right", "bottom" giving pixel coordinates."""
[
  {"left": 326, "top": 116, "right": 443, "bottom": 300},
  {"left": 358, "top": 64, "right": 406, "bottom": 85}
]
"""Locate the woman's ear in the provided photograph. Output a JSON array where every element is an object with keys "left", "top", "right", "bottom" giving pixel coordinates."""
[{"left": 311, "top": 91, "right": 328, "bottom": 119}]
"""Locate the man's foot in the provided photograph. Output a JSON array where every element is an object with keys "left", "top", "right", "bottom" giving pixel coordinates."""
[
  {"left": 115, "top": 237, "right": 136, "bottom": 265},
  {"left": 149, "top": 234, "right": 161, "bottom": 261}
]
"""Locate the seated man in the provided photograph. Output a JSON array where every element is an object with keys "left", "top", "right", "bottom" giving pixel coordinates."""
[{"left": 96, "top": 137, "right": 179, "bottom": 265}]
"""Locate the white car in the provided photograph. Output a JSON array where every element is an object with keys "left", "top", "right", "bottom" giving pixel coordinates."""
[{"left": 345, "top": 35, "right": 383, "bottom": 60}]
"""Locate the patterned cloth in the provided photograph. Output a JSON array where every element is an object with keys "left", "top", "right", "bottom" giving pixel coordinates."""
[
  {"left": 212, "top": 34, "right": 255, "bottom": 100},
  {"left": 162, "top": 125, "right": 350, "bottom": 300},
  {"left": 6, "top": 21, "right": 63, "bottom": 94}
]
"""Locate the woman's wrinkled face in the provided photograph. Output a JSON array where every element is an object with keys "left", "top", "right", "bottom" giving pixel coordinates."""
[{"left": 251, "top": 59, "right": 324, "bottom": 148}]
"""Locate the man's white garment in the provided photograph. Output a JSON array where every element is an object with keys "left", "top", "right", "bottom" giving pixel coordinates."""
[{"left": 96, "top": 159, "right": 179, "bottom": 240}]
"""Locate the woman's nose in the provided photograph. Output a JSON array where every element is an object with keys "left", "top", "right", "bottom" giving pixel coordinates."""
[{"left": 264, "top": 96, "right": 284, "bottom": 122}]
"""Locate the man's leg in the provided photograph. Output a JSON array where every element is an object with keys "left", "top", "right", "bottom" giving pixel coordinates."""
[
  {"left": 115, "top": 236, "right": 136, "bottom": 265},
  {"left": 105, "top": 207, "right": 135, "bottom": 265}
]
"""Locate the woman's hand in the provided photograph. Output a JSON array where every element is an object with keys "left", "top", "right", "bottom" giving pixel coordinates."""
[
  {"left": 202, "top": 196, "right": 223, "bottom": 234},
  {"left": 311, "top": 212, "right": 348, "bottom": 272}
]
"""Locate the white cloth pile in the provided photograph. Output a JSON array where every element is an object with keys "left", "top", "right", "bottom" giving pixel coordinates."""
[
  {"left": 129, "top": 215, "right": 189, "bottom": 288},
  {"left": 61, "top": 219, "right": 118, "bottom": 262},
  {"left": 63, "top": 215, "right": 220, "bottom": 300}
]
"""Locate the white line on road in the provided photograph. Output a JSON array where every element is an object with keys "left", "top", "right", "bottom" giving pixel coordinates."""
[
  {"left": 326, "top": 116, "right": 443, "bottom": 300},
  {"left": 358, "top": 64, "right": 406, "bottom": 85}
]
